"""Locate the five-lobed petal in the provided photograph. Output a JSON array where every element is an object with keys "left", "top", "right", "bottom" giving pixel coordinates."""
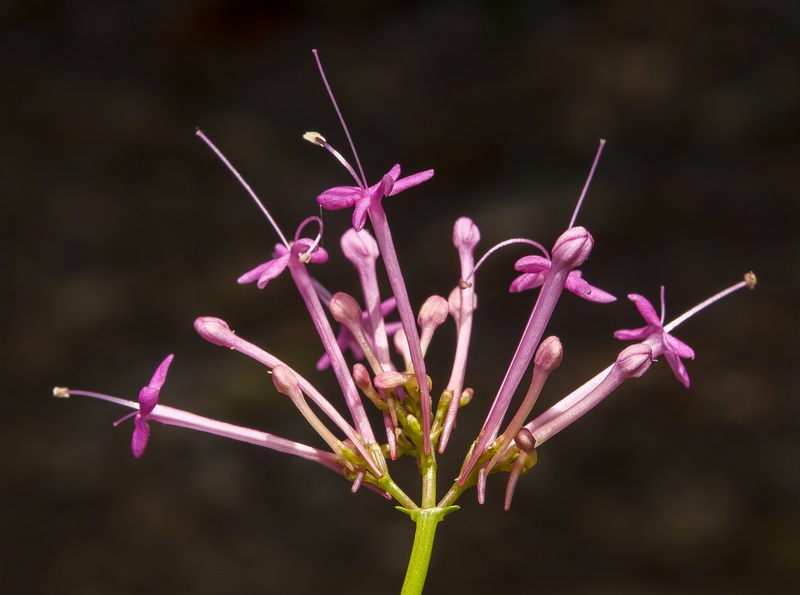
[
  {"left": 238, "top": 243, "right": 328, "bottom": 289},
  {"left": 317, "top": 165, "right": 434, "bottom": 231},
  {"left": 510, "top": 255, "right": 616, "bottom": 303},
  {"left": 614, "top": 294, "right": 695, "bottom": 387}
]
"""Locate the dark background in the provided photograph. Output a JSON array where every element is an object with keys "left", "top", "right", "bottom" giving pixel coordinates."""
[{"left": 2, "top": 1, "right": 797, "bottom": 594}]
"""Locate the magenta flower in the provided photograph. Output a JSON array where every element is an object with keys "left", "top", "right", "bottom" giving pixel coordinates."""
[
  {"left": 131, "top": 354, "right": 174, "bottom": 458},
  {"left": 238, "top": 242, "right": 328, "bottom": 289},
  {"left": 510, "top": 255, "right": 616, "bottom": 303},
  {"left": 614, "top": 293, "right": 695, "bottom": 387},
  {"left": 316, "top": 164, "right": 434, "bottom": 232}
]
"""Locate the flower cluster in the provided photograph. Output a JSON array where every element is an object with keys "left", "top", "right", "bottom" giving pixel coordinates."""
[{"left": 54, "top": 50, "right": 755, "bottom": 593}]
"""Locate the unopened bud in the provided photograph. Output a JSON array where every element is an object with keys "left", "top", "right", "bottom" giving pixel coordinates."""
[
  {"left": 352, "top": 363, "right": 373, "bottom": 391},
  {"left": 453, "top": 217, "right": 480, "bottom": 252},
  {"left": 405, "top": 413, "right": 422, "bottom": 437},
  {"left": 341, "top": 228, "right": 379, "bottom": 264},
  {"left": 194, "top": 316, "right": 236, "bottom": 347},
  {"left": 460, "top": 387, "right": 474, "bottom": 407},
  {"left": 515, "top": 427, "right": 536, "bottom": 454},
  {"left": 534, "top": 336, "right": 563, "bottom": 372},
  {"left": 552, "top": 226, "right": 593, "bottom": 269},
  {"left": 418, "top": 295, "right": 449, "bottom": 330},
  {"left": 272, "top": 364, "right": 301, "bottom": 397},
  {"left": 330, "top": 292, "right": 363, "bottom": 326},
  {"left": 374, "top": 370, "right": 410, "bottom": 390},
  {"left": 616, "top": 343, "right": 653, "bottom": 378}
]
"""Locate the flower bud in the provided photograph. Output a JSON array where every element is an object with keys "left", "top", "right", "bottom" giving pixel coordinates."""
[
  {"left": 551, "top": 226, "right": 593, "bottom": 269},
  {"left": 616, "top": 343, "right": 653, "bottom": 379},
  {"left": 330, "top": 292, "right": 363, "bottom": 327},
  {"left": 194, "top": 316, "right": 236, "bottom": 347},
  {"left": 374, "top": 370, "right": 410, "bottom": 390},
  {"left": 453, "top": 217, "right": 480, "bottom": 252},
  {"left": 534, "top": 336, "right": 563, "bottom": 373},
  {"left": 514, "top": 427, "right": 536, "bottom": 454},
  {"left": 341, "top": 228, "right": 379, "bottom": 265},
  {"left": 272, "top": 364, "right": 301, "bottom": 398},
  {"left": 418, "top": 295, "right": 449, "bottom": 330},
  {"left": 460, "top": 387, "right": 474, "bottom": 407},
  {"left": 352, "top": 363, "right": 373, "bottom": 391}
]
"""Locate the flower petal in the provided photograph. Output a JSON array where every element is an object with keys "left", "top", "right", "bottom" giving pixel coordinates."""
[
  {"left": 663, "top": 351, "right": 691, "bottom": 387},
  {"left": 665, "top": 333, "right": 695, "bottom": 360},
  {"left": 256, "top": 254, "right": 291, "bottom": 288},
  {"left": 317, "top": 185, "right": 362, "bottom": 210},
  {"left": 148, "top": 354, "right": 174, "bottom": 391},
  {"left": 514, "top": 255, "right": 551, "bottom": 273},
  {"left": 389, "top": 169, "right": 434, "bottom": 195},
  {"left": 509, "top": 272, "right": 545, "bottom": 293},
  {"left": 565, "top": 271, "right": 617, "bottom": 303},
  {"left": 138, "top": 386, "right": 160, "bottom": 417},
  {"left": 131, "top": 417, "right": 150, "bottom": 458},
  {"left": 613, "top": 325, "right": 650, "bottom": 341},
  {"left": 627, "top": 294, "right": 661, "bottom": 327},
  {"left": 351, "top": 198, "right": 371, "bottom": 231},
  {"left": 308, "top": 246, "right": 329, "bottom": 264}
]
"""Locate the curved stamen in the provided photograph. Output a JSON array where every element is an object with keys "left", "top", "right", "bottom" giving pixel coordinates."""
[
  {"left": 303, "top": 132, "right": 364, "bottom": 189},
  {"left": 462, "top": 238, "right": 550, "bottom": 287},
  {"left": 295, "top": 215, "right": 325, "bottom": 260},
  {"left": 196, "top": 129, "right": 290, "bottom": 249}
]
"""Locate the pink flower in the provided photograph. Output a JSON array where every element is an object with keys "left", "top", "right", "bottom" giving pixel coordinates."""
[
  {"left": 130, "top": 354, "right": 174, "bottom": 458},
  {"left": 238, "top": 242, "right": 328, "bottom": 289},
  {"left": 316, "top": 164, "right": 433, "bottom": 232},
  {"left": 510, "top": 255, "right": 616, "bottom": 303},
  {"left": 614, "top": 293, "right": 695, "bottom": 387}
]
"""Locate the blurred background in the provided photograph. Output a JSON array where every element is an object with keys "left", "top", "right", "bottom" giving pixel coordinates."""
[{"left": 2, "top": 1, "right": 797, "bottom": 593}]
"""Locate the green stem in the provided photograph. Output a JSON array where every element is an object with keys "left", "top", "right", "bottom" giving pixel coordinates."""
[
  {"left": 397, "top": 506, "right": 459, "bottom": 595},
  {"left": 374, "top": 475, "right": 418, "bottom": 510},
  {"left": 420, "top": 450, "right": 437, "bottom": 508}
]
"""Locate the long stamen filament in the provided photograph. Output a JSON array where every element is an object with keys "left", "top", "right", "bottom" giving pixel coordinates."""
[
  {"left": 664, "top": 272, "right": 756, "bottom": 333},
  {"left": 303, "top": 132, "right": 364, "bottom": 189},
  {"left": 567, "top": 139, "right": 606, "bottom": 230},
  {"left": 462, "top": 238, "right": 550, "bottom": 286},
  {"left": 196, "top": 129, "right": 290, "bottom": 248},
  {"left": 312, "top": 49, "right": 368, "bottom": 188}
]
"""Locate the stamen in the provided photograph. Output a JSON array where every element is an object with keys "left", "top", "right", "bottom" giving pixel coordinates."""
[
  {"left": 294, "top": 216, "right": 325, "bottom": 261},
  {"left": 462, "top": 238, "right": 550, "bottom": 287},
  {"left": 303, "top": 132, "right": 364, "bottom": 188},
  {"left": 196, "top": 129, "right": 290, "bottom": 248},
  {"left": 664, "top": 272, "right": 757, "bottom": 333},
  {"left": 312, "top": 49, "right": 368, "bottom": 188},
  {"left": 54, "top": 388, "right": 137, "bottom": 409},
  {"left": 567, "top": 139, "right": 606, "bottom": 230}
]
